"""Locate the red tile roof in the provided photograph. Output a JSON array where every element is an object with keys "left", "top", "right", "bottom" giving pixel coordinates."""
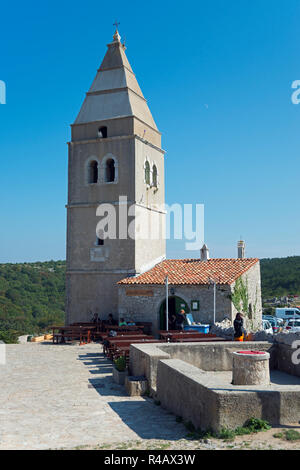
[{"left": 118, "top": 258, "right": 259, "bottom": 286}]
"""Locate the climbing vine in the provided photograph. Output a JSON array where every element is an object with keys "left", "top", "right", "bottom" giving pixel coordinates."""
[{"left": 230, "top": 277, "right": 249, "bottom": 315}]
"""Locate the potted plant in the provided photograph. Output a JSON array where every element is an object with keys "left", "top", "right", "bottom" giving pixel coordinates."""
[{"left": 113, "top": 356, "right": 128, "bottom": 385}]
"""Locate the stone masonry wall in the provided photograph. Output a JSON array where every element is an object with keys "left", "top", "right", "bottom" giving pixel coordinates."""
[
  {"left": 118, "top": 262, "right": 262, "bottom": 336},
  {"left": 230, "top": 262, "right": 262, "bottom": 331},
  {"left": 118, "top": 283, "right": 234, "bottom": 336}
]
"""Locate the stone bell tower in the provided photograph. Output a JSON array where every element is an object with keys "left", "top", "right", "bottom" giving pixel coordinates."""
[{"left": 66, "top": 29, "right": 166, "bottom": 324}]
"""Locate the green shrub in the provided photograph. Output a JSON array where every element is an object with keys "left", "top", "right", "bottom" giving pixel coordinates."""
[
  {"left": 114, "top": 356, "right": 126, "bottom": 372},
  {"left": 273, "top": 432, "right": 284, "bottom": 439},
  {"left": 218, "top": 428, "right": 236, "bottom": 441},
  {"left": 244, "top": 417, "right": 271, "bottom": 432},
  {"left": 285, "top": 430, "right": 300, "bottom": 441},
  {"left": 0, "top": 329, "right": 19, "bottom": 343},
  {"left": 273, "top": 429, "right": 300, "bottom": 441}
]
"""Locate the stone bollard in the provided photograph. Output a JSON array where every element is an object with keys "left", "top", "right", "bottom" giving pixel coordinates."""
[{"left": 232, "top": 350, "right": 270, "bottom": 386}]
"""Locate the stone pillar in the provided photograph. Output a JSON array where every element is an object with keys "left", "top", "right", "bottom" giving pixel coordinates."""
[{"left": 232, "top": 351, "right": 270, "bottom": 385}]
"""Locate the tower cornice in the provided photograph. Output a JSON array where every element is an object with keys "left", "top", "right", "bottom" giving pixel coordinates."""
[{"left": 67, "top": 133, "right": 165, "bottom": 154}]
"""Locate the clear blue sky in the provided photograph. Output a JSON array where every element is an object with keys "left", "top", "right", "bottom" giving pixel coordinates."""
[{"left": 0, "top": 0, "right": 299, "bottom": 263}]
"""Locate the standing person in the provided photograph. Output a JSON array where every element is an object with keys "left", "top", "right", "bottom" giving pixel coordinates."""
[
  {"left": 168, "top": 312, "right": 177, "bottom": 330},
  {"left": 107, "top": 314, "right": 117, "bottom": 326},
  {"left": 175, "top": 309, "right": 186, "bottom": 331},
  {"left": 234, "top": 313, "right": 244, "bottom": 341}
]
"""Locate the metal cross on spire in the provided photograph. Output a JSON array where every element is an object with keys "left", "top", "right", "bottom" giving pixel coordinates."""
[
  {"left": 112, "top": 21, "right": 121, "bottom": 42},
  {"left": 113, "top": 20, "right": 120, "bottom": 31}
]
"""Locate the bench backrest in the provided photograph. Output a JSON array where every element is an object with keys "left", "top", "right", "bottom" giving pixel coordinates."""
[
  {"left": 109, "top": 339, "right": 159, "bottom": 348},
  {"left": 108, "top": 336, "right": 154, "bottom": 345}
]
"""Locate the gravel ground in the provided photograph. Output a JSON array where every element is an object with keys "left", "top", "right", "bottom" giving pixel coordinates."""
[{"left": 71, "top": 425, "right": 300, "bottom": 451}]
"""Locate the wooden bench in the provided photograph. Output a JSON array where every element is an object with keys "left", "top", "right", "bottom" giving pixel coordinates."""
[
  {"left": 159, "top": 331, "right": 217, "bottom": 342},
  {"left": 173, "top": 336, "right": 228, "bottom": 343},
  {"left": 104, "top": 336, "right": 154, "bottom": 356},
  {"left": 111, "top": 339, "right": 164, "bottom": 361},
  {"left": 102, "top": 324, "right": 144, "bottom": 333},
  {"left": 53, "top": 333, "right": 63, "bottom": 344},
  {"left": 51, "top": 326, "right": 93, "bottom": 345},
  {"left": 106, "top": 338, "right": 156, "bottom": 360},
  {"left": 100, "top": 331, "right": 145, "bottom": 342}
]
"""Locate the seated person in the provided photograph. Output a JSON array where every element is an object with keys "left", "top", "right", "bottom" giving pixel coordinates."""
[
  {"left": 91, "top": 312, "right": 99, "bottom": 323},
  {"left": 119, "top": 317, "right": 127, "bottom": 326},
  {"left": 107, "top": 313, "right": 117, "bottom": 326}
]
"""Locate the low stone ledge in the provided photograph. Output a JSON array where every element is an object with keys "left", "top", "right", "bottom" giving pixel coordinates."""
[
  {"left": 157, "top": 359, "right": 218, "bottom": 431},
  {"left": 156, "top": 358, "right": 300, "bottom": 432},
  {"left": 276, "top": 342, "right": 300, "bottom": 377},
  {"left": 129, "top": 342, "right": 274, "bottom": 392},
  {"left": 129, "top": 343, "right": 171, "bottom": 392},
  {"left": 275, "top": 331, "right": 300, "bottom": 346}
]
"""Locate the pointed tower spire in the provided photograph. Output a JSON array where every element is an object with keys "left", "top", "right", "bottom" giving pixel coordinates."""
[{"left": 73, "top": 28, "right": 159, "bottom": 134}]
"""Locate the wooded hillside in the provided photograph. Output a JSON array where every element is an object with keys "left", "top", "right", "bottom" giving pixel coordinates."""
[{"left": 1, "top": 256, "right": 299, "bottom": 342}]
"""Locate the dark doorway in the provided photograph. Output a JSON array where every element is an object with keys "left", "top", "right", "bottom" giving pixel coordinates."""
[{"left": 159, "top": 296, "right": 190, "bottom": 330}]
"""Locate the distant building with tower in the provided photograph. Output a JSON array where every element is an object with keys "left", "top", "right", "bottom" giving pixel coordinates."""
[{"left": 66, "top": 29, "right": 262, "bottom": 333}]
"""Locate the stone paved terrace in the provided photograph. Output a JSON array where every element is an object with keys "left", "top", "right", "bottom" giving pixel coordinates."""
[{"left": 0, "top": 343, "right": 187, "bottom": 450}]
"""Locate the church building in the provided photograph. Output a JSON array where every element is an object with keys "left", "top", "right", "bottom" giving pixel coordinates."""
[{"left": 66, "top": 28, "right": 262, "bottom": 334}]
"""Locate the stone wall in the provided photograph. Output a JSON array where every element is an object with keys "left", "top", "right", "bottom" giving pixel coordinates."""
[
  {"left": 274, "top": 332, "right": 300, "bottom": 378},
  {"left": 130, "top": 341, "right": 300, "bottom": 432},
  {"left": 118, "top": 263, "right": 262, "bottom": 336},
  {"left": 156, "top": 358, "right": 300, "bottom": 432},
  {"left": 157, "top": 359, "right": 220, "bottom": 432},
  {"left": 66, "top": 272, "right": 124, "bottom": 324},
  {"left": 231, "top": 262, "right": 262, "bottom": 331},
  {"left": 129, "top": 341, "right": 274, "bottom": 391},
  {"left": 118, "top": 284, "right": 234, "bottom": 337},
  {"left": 158, "top": 342, "right": 276, "bottom": 371}
]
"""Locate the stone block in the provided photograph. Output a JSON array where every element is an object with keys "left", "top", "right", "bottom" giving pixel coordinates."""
[
  {"left": 125, "top": 376, "right": 148, "bottom": 396},
  {"left": 112, "top": 367, "right": 128, "bottom": 385}
]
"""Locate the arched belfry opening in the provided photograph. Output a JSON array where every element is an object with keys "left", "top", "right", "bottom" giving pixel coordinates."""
[
  {"left": 152, "top": 164, "right": 158, "bottom": 187},
  {"left": 145, "top": 161, "right": 150, "bottom": 185},
  {"left": 88, "top": 160, "right": 98, "bottom": 184},
  {"left": 105, "top": 158, "right": 115, "bottom": 182}
]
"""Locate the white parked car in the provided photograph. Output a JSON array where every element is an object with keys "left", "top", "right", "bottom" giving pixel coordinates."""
[
  {"left": 285, "top": 319, "right": 300, "bottom": 333},
  {"left": 262, "top": 319, "right": 274, "bottom": 335}
]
